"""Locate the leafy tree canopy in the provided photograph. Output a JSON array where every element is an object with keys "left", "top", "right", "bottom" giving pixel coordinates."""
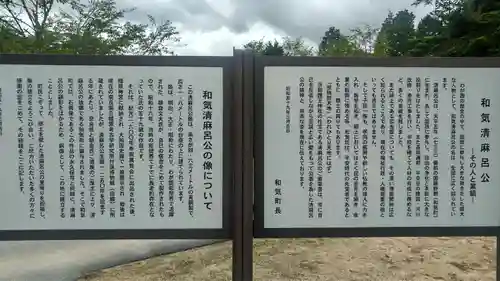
[
  {"left": 243, "top": 36, "right": 315, "bottom": 56},
  {"left": 0, "top": 0, "right": 181, "bottom": 55}
]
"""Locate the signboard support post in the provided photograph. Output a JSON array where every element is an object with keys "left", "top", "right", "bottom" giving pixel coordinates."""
[
  {"left": 232, "top": 48, "right": 245, "bottom": 281},
  {"left": 241, "top": 49, "right": 255, "bottom": 281},
  {"left": 232, "top": 49, "right": 253, "bottom": 281}
]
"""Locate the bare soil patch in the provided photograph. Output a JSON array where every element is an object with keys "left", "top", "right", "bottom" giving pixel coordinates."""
[{"left": 79, "top": 237, "right": 496, "bottom": 281}]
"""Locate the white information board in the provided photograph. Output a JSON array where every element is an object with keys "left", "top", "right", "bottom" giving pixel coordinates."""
[
  {"left": 263, "top": 66, "right": 500, "bottom": 228},
  {"left": 0, "top": 64, "right": 224, "bottom": 230}
]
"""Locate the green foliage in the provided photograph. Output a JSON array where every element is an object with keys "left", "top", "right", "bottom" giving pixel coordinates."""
[
  {"left": 0, "top": 0, "right": 181, "bottom": 55},
  {"left": 316, "top": 25, "right": 376, "bottom": 57},
  {"left": 319, "top": 37, "right": 365, "bottom": 57},
  {"left": 375, "top": 9, "right": 416, "bottom": 56},
  {"left": 307, "top": 0, "right": 500, "bottom": 58},
  {"left": 349, "top": 24, "right": 380, "bottom": 54},
  {"left": 410, "top": 0, "right": 500, "bottom": 56},
  {"left": 416, "top": 15, "right": 443, "bottom": 37},
  {"left": 3, "top": 0, "right": 498, "bottom": 58},
  {"left": 281, "top": 36, "right": 316, "bottom": 56},
  {"left": 319, "top": 26, "right": 343, "bottom": 53},
  {"left": 243, "top": 36, "right": 315, "bottom": 56},
  {"left": 243, "top": 39, "right": 285, "bottom": 55}
]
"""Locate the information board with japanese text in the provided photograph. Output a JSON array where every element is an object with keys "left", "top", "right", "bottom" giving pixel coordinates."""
[
  {"left": 0, "top": 62, "right": 226, "bottom": 232},
  {"left": 259, "top": 65, "right": 500, "bottom": 230}
]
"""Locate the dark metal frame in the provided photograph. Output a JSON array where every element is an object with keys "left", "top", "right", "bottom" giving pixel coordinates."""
[
  {"left": 0, "top": 54, "right": 233, "bottom": 240},
  {"left": 2, "top": 52, "right": 500, "bottom": 280},
  {"left": 241, "top": 50, "right": 255, "bottom": 281},
  {"left": 231, "top": 49, "right": 255, "bottom": 281},
  {"left": 253, "top": 55, "right": 500, "bottom": 239},
  {"left": 232, "top": 49, "right": 245, "bottom": 280}
]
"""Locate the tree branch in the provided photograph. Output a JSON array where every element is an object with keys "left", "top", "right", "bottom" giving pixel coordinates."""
[{"left": 2, "top": 1, "right": 31, "bottom": 34}]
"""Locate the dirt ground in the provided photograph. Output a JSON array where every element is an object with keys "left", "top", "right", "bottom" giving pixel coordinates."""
[{"left": 79, "top": 237, "right": 496, "bottom": 281}]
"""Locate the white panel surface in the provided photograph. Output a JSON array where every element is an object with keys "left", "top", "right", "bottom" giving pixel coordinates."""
[
  {"left": 0, "top": 65, "right": 223, "bottom": 230},
  {"left": 263, "top": 66, "right": 500, "bottom": 228}
]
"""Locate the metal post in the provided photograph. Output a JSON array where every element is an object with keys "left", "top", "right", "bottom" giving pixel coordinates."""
[
  {"left": 231, "top": 48, "right": 255, "bottom": 281},
  {"left": 241, "top": 49, "right": 255, "bottom": 281},
  {"left": 232, "top": 48, "right": 245, "bottom": 281}
]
